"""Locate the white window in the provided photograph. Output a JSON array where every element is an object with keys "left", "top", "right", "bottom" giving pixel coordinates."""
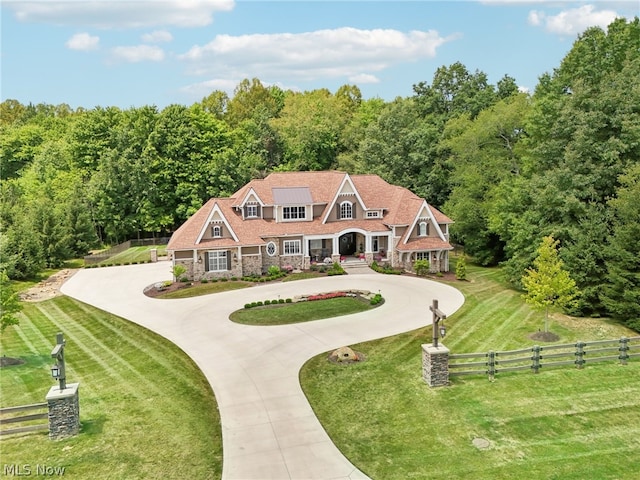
[
  {"left": 266, "top": 242, "right": 277, "bottom": 257},
  {"left": 283, "top": 206, "right": 305, "bottom": 220},
  {"left": 366, "top": 211, "right": 380, "bottom": 218},
  {"left": 207, "top": 251, "right": 228, "bottom": 271},
  {"left": 416, "top": 252, "right": 429, "bottom": 261},
  {"left": 246, "top": 205, "right": 258, "bottom": 218},
  {"left": 283, "top": 240, "right": 301, "bottom": 255},
  {"left": 340, "top": 201, "right": 353, "bottom": 219},
  {"left": 419, "top": 222, "right": 429, "bottom": 237},
  {"left": 212, "top": 225, "right": 222, "bottom": 238}
]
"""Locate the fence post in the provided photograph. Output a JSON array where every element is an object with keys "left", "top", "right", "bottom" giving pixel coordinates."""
[
  {"left": 575, "top": 341, "right": 586, "bottom": 369},
  {"left": 486, "top": 351, "right": 496, "bottom": 381},
  {"left": 531, "top": 345, "right": 541, "bottom": 374},
  {"left": 619, "top": 337, "right": 629, "bottom": 365}
]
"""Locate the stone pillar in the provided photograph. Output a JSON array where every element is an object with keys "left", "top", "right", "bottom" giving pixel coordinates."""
[
  {"left": 150, "top": 249, "right": 158, "bottom": 263},
  {"left": 46, "top": 383, "right": 80, "bottom": 440},
  {"left": 422, "top": 344, "right": 450, "bottom": 387}
]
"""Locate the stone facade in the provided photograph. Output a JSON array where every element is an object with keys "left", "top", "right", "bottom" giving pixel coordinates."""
[
  {"left": 241, "top": 255, "right": 262, "bottom": 276},
  {"left": 422, "top": 344, "right": 450, "bottom": 387},
  {"left": 46, "top": 383, "right": 80, "bottom": 440}
]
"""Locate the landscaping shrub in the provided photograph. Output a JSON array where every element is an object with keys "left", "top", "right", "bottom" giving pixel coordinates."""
[
  {"left": 327, "top": 262, "right": 346, "bottom": 276},
  {"left": 370, "top": 293, "right": 384, "bottom": 305},
  {"left": 256, "top": 301, "right": 263, "bottom": 306},
  {"left": 414, "top": 259, "right": 430, "bottom": 277},
  {"left": 267, "top": 265, "right": 281, "bottom": 276},
  {"left": 180, "top": 276, "right": 189, "bottom": 282},
  {"left": 264, "top": 300, "right": 271, "bottom": 305},
  {"left": 285, "top": 298, "right": 292, "bottom": 303},
  {"left": 201, "top": 278, "right": 209, "bottom": 283}
]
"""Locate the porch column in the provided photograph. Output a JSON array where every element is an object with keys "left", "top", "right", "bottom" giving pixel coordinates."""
[
  {"left": 365, "top": 234, "right": 372, "bottom": 253},
  {"left": 332, "top": 236, "right": 339, "bottom": 256}
]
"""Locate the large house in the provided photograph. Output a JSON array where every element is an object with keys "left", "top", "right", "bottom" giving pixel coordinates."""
[{"left": 167, "top": 171, "right": 453, "bottom": 280}]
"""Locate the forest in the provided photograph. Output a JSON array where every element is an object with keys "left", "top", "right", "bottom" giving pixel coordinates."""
[{"left": 1, "top": 18, "right": 638, "bottom": 330}]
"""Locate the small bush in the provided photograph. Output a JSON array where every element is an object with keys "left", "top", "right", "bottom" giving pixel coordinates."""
[
  {"left": 264, "top": 300, "right": 271, "bottom": 305},
  {"left": 256, "top": 301, "right": 263, "bottom": 306},
  {"left": 230, "top": 276, "right": 238, "bottom": 281},
  {"left": 285, "top": 298, "right": 292, "bottom": 303},
  {"left": 244, "top": 303, "right": 252, "bottom": 309},
  {"left": 370, "top": 293, "right": 384, "bottom": 305},
  {"left": 220, "top": 277, "right": 228, "bottom": 282},
  {"left": 180, "top": 276, "right": 189, "bottom": 282},
  {"left": 268, "top": 265, "right": 281, "bottom": 276},
  {"left": 278, "top": 299, "right": 285, "bottom": 304},
  {"left": 414, "top": 259, "right": 430, "bottom": 277},
  {"left": 456, "top": 256, "right": 467, "bottom": 280},
  {"left": 201, "top": 278, "right": 209, "bottom": 284}
]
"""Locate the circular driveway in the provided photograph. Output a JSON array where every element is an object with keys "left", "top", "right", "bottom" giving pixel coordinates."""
[{"left": 62, "top": 262, "right": 464, "bottom": 480}]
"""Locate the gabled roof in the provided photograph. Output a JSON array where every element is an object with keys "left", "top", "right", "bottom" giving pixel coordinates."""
[
  {"left": 322, "top": 173, "right": 367, "bottom": 223},
  {"left": 168, "top": 171, "right": 454, "bottom": 251}
]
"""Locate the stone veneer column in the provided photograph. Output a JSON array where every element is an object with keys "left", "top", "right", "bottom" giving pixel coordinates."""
[
  {"left": 422, "top": 344, "right": 450, "bottom": 387},
  {"left": 46, "top": 383, "right": 80, "bottom": 439}
]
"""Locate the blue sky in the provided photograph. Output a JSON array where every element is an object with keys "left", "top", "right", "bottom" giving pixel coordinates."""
[{"left": 1, "top": 1, "right": 637, "bottom": 109}]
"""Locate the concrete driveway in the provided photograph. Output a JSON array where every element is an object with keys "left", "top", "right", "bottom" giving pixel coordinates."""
[{"left": 61, "top": 262, "right": 464, "bottom": 480}]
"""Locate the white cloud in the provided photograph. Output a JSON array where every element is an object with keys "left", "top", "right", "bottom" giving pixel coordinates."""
[
  {"left": 349, "top": 74, "right": 380, "bottom": 84},
  {"left": 142, "top": 30, "right": 173, "bottom": 44},
  {"left": 180, "top": 27, "right": 456, "bottom": 82},
  {"left": 6, "top": 0, "right": 234, "bottom": 28},
  {"left": 111, "top": 45, "right": 165, "bottom": 63},
  {"left": 66, "top": 32, "right": 100, "bottom": 51},
  {"left": 528, "top": 5, "right": 619, "bottom": 36}
]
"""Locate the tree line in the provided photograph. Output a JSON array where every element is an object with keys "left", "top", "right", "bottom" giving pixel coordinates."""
[{"left": 1, "top": 17, "right": 638, "bottom": 330}]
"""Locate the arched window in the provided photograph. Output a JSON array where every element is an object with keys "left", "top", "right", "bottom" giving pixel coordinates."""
[
  {"left": 266, "top": 241, "right": 277, "bottom": 257},
  {"left": 340, "top": 201, "right": 353, "bottom": 219},
  {"left": 212, "top": 225, "right": 222, "bottom": 238},
  {"left": 418, "top": 222, "right": 428, "bottom": 237}
]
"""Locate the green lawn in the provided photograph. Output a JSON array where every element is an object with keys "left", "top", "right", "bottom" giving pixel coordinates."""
[
  {"left": 95, "top": 245, "right": 167, "bottom": 266},
  {"left": 230, "top": 297, "right": 376, "bottom": 325},
  {"left": 156, "top": 280, "right": 251, "bottom": 299},
  {"left": 0, "top": 297, "right": 221, "bottom": 480},
  {"left": 300, "top": 263, "right": 640, "bottom": 480}
]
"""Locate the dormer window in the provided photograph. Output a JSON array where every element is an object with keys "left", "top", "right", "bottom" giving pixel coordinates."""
[
  {"left": 245, "top": 204, "right": 258, "bottom": 218},
  {"left": 212, "top": 225, "right": 222, "bottom": 238},
  {"left": 366, "top": 211, "right": 380, "bottom": 218},
  {"left": 418, "top": 222, "right": 429, "bottom": 237},
  {"left": 340, "top": 201, "right": 353, "bottom": 219},
  {"left": 283, "top": 206, "right": 305, "bottom": 220}
]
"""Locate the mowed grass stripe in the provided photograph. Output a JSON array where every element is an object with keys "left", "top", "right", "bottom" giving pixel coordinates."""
[
  {"left": 37, "top": 301, "right": 165, "bottom": 400},
  {"left": 33, "top": 303, "right": 143, "bottom": 399},
  {"left": 1, "top": 296, "right": 222, "bottom": 479},
  {"left": 72, "top": 299, "right": 196, "bottom": 383}
]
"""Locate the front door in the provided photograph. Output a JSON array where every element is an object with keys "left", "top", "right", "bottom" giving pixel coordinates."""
[{"left": 339, "top": 233, "right": 356, "bottom": 255}]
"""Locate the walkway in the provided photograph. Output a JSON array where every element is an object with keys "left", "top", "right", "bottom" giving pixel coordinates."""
[{"left": 61, "top": 262, "right": 464, "bottom": 480}]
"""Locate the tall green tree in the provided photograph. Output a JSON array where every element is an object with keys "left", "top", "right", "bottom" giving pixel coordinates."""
[
  {"left": 443, "top": 93, "right": 529, "bottom": 264},
  {"left": 601, "top": 164, "right": 640, "bottom": 331},
  {"left": 0, "top": 271, "right": 22, "bottom": 333},
  {"left": 522, "top": 236, "right": 580, "bottom": 333}
]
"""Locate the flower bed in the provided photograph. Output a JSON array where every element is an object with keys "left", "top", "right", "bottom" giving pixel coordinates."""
[{"left": 308, "top": 292, "right": 346, "bottom": 301}]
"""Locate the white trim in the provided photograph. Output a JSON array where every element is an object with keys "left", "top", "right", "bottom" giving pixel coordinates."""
[
  {"left": 239, "top": 187, "right": 265, "bottom": 208},
  {"left": 403, "top": 200, "right": 446, "bottom": 245},
  {"left": 322, "top": 173, "right": 367, "bottom": 224},
  {"left": 282, "top": 239, "right": 301, "bottom": 255},
  {"left": 196, "top": 202, "right": 239, "bottom": 243}
]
